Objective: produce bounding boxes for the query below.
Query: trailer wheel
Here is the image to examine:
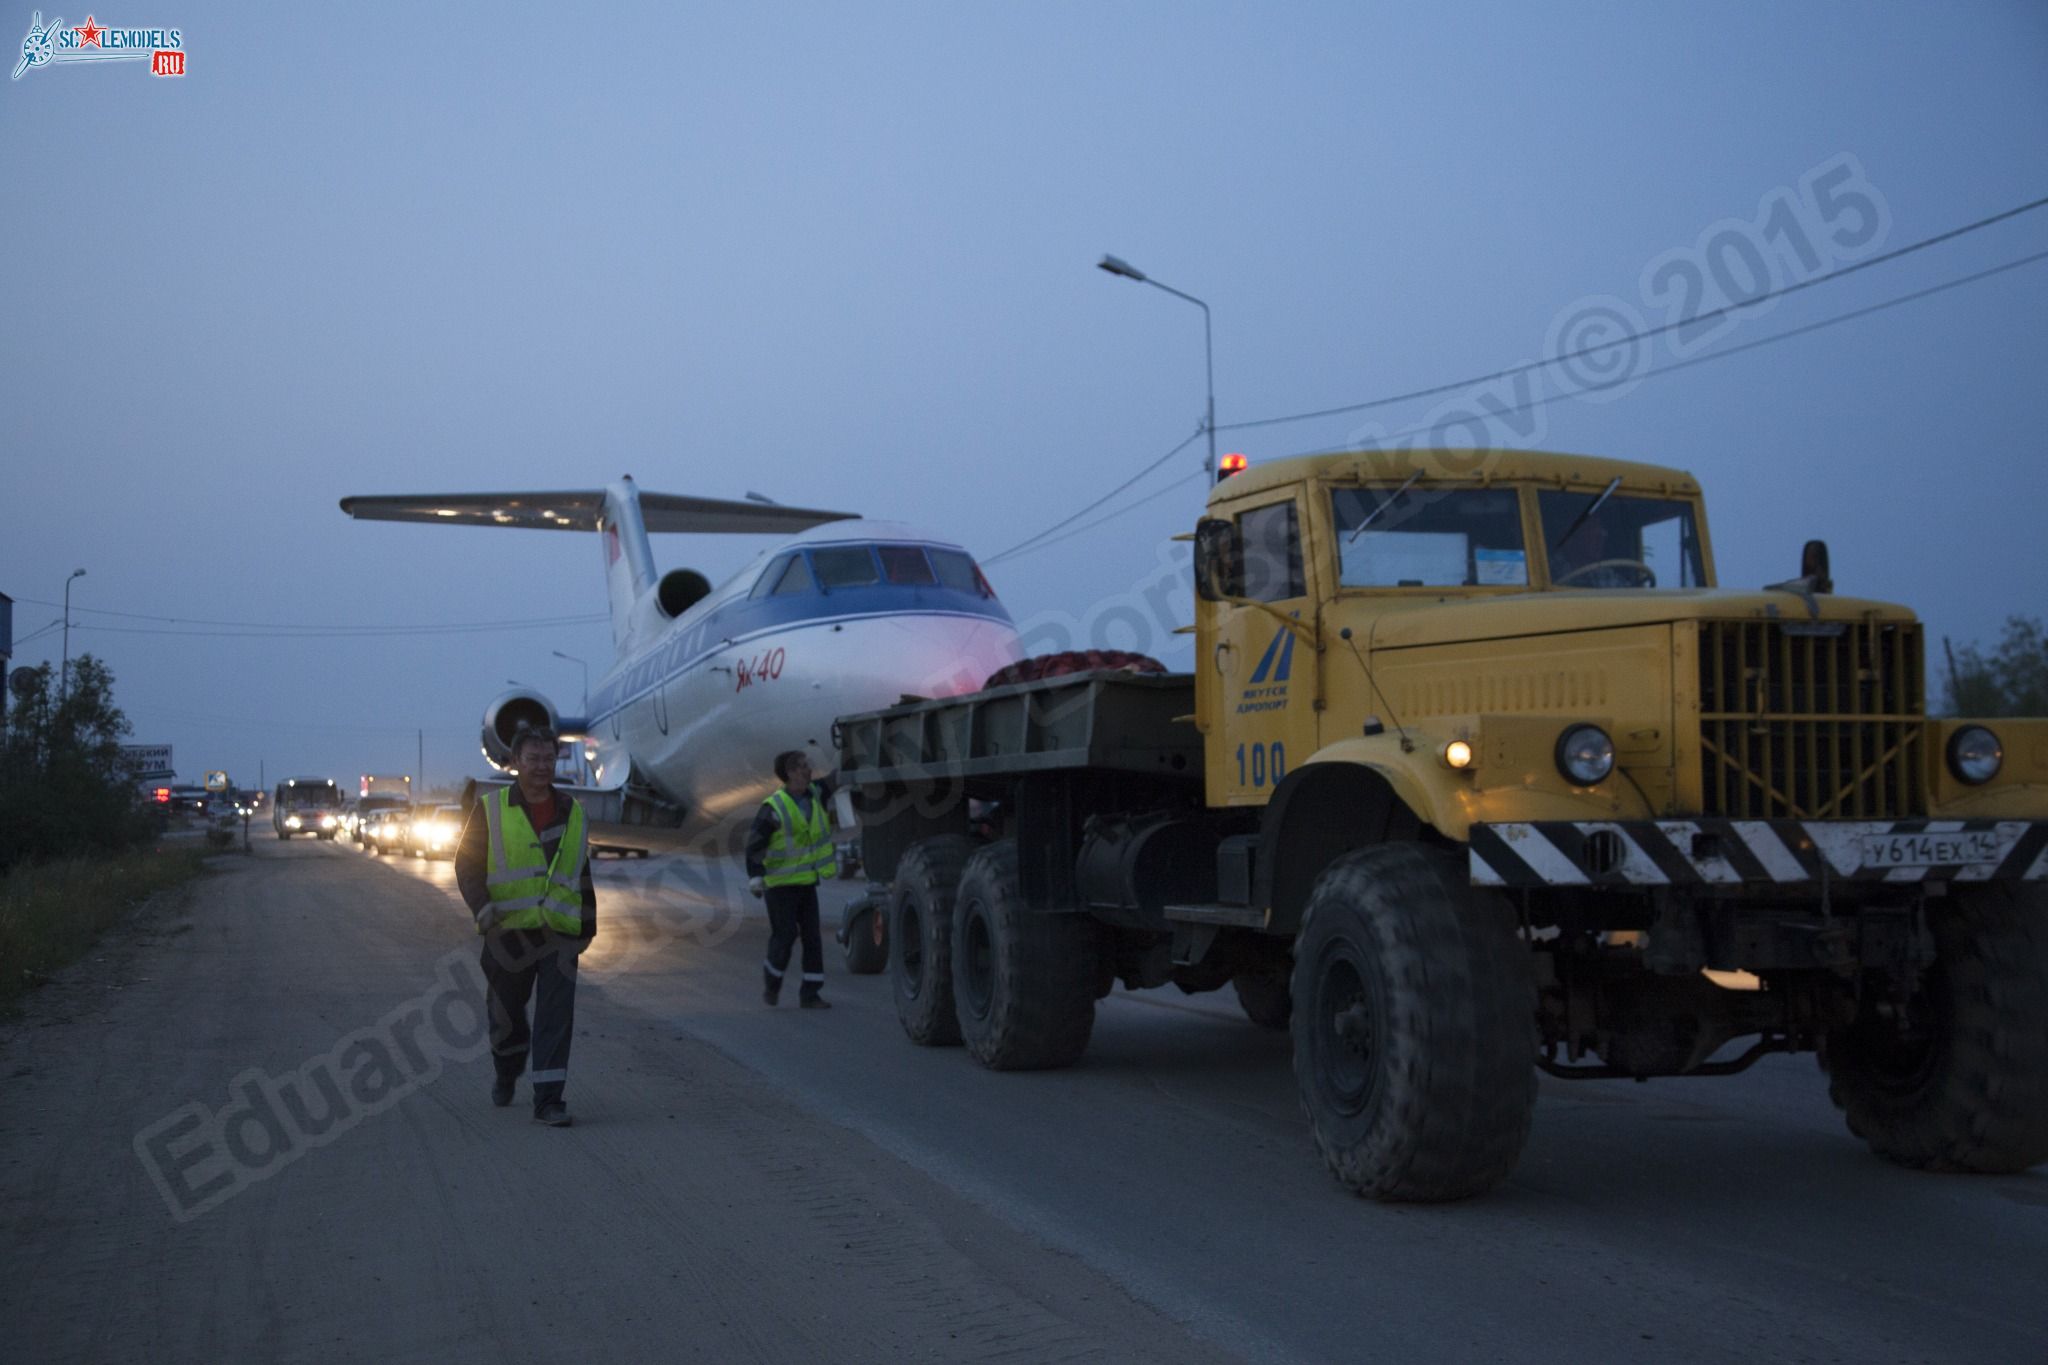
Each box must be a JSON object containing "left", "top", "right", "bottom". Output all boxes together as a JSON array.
[
  {"left": 952, "top": 840, "right": 1099, "bottom": 1070},
  {"left": 1232, "top": 968, "right": 1292, "bottom": 1030},
  {"left": 1823, "top": 881, "right": 2048, "bottom": 1173},
  {"left": 890, "top": 836, "right": 973, "bottom": 1046},
  {"left": 1291, "top": 844, "right": 1536, "bottom": 1202},
  {"left": 842, "top": 897, "right": 887, "bottom": 976}
]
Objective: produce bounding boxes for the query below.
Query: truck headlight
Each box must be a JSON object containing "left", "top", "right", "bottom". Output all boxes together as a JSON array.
[
  {"left": 1556, "top": 725, "right": 1615, "bottom": 785},
  {"left": 286, "top": 815, "right": 303, "bottom": 829},
  {"left": 1947, "top": 726, "right": 2003, "bottom": 786},
  {"left": 320, "top": 814, "right": 337, "bottom": 828}
]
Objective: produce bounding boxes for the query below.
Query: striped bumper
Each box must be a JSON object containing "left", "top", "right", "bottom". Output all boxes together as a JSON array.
[{"left": 1468, "top": 819, "right": 2048, "bottom": 889}]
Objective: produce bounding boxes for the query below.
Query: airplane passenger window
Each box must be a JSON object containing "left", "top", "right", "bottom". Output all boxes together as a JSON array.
[
  {"left": 811, "top": 545, "right": 880, "bottom": 589},
  {"left": 771, "top": 555, "right": 814, "bottom": 596},
  {"left": 879, "top": 545, "right": 937, "bottom": 585},
  {"left": 929, "top": 548, "right": 995, "bottom": 597}
]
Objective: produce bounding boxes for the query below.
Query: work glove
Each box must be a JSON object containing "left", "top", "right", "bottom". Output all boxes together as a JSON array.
[{"left": 748, "top": 877, "right": 765, "bottom": 899}]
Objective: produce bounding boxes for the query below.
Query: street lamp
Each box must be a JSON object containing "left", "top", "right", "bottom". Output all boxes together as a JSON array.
[
  {"left": 551, "top": 649, "right": 590, "bottom": 714},
  {"left": 1097, "top": 254, "right": 1217, "bottom": 478},
  {"left": 60, "top": 568, "right": 85, "bottom": 705}
]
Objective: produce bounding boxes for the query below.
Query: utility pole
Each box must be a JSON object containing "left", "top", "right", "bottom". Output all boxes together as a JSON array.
[
  {"left": 59, "top": 568, "right": 85, "bottom": 705},
  {"left": 417, "top": 728, "right": 425, "bottom": 798}
]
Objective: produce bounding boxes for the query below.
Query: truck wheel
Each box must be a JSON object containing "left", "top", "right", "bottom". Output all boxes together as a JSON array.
[
  {"left": 277, "top": 831, "right": 289, "bottom": 841},
  {"left": 843, "top": 898, "right": 887, "bottom": 975},
  {"left": 952, "top": 840, "right": 1099, "bottom": 1070},
  {"left": 1823, "top": 882, "right": 2048, "bottom": 1173},
  {"left": 1232, "top": 968, "right": 1292, "bottom": 1030},
  {"left": 891, "top": 835, "right": 973, "bottom": 1046},
  {"left": 1291, "top": 844, "right": 1536, "bottom": 1202}
]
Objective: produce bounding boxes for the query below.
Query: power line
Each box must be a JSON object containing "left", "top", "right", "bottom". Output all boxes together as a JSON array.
[
  {"left": 9, "top": 618, "right": 64, "bottom": 649},
  {"left": 1217, "top": 191, "right": 2048, "bottom": 434},
  {"left": 983, "top": 428, "right": 1204, "bottom": 564},
  {"left": 1271, "top": 245, "right": 2048, "bottom": 459},
  {"left": 989, "top": 245, "right": 2048, "bottom": 566},
  {"left": 985, "top": 470, "right": 1206, "bottom": 567}
]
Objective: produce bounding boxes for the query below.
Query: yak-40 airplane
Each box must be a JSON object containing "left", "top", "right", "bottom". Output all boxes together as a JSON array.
[{"left": 340, "top": 476, "right": 1022, "bottom": 852}]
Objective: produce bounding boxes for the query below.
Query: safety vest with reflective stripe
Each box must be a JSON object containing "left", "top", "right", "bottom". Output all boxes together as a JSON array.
[
  {"left": 762, "top": 785, "right": 836, "bottom": 887},
  {"left": 481, "top": 787, "right": 588, "bottom": 934}
]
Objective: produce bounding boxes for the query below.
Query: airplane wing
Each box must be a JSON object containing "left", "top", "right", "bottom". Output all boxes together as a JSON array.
[{"left": 338, "top": 490, "right": 855, "bottom": 535}]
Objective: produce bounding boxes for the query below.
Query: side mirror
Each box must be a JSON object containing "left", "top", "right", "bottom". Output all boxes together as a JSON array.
[
  {"left": 1194, "top": 519, "right": 1241, "bottom": 601},
  {"left": 1800, "top": 539, "right": 1832, "bottom": 594}
]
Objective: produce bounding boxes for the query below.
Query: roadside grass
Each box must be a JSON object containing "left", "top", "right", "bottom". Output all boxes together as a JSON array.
[{"left": 0, "top": 845, "right": 211, "bottom": 1011}]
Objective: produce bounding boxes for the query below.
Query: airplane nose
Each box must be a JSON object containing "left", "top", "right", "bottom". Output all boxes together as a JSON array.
[{"left": 880, "top": 617, "right": 1022, "bottom": 698}]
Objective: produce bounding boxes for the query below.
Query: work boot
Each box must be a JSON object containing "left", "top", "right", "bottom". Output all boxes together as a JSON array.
[
  {"left": 534, "top": 1100, "right": 572, "bottom": 1127},
  {"left": 491, "top": 1078, "right": 515, "bottom": 1108},
  {"left": 800, "top": 996, "right": 831, "bottom": 1010},
  {"left": 763, "top": 966, "right": 782, "bottom": 1007}
]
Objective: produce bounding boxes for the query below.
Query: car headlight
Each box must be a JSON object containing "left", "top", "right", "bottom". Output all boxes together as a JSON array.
[
  {"left": 1947, "top": 726, "right": 2003, "bottom": 786},
  {"left": 320, "top": 814, "right": 337, "bottom": 827},
  {"left": 1556, "top": 724, "right": 1616, "bottom": 785},
  {"left": 286, "top": 815, "right": 302, "bottom": 829}
]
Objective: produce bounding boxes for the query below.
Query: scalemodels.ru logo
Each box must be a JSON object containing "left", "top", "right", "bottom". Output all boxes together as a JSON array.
[{"left": 13, "top": 11, "right": 184, "bottom": 80}]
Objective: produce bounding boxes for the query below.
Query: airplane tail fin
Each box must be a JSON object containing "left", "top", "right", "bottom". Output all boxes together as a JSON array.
[
  {"left": 601, "top": 481, "right": 657, "bottom": 652},
  {"left": 339, "top": 480, "right": 857, "bottom": 652}
]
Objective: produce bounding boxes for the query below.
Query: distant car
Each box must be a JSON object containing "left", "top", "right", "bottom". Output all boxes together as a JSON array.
[
  {"left": 167, "top": 785, "right": 209, "bottom": 815},
  {"left": 363, "top": 808, "right": 410, "bottom": 854},
  {"left": 403, "top": 804, "right": 463, "bottom": 859}
]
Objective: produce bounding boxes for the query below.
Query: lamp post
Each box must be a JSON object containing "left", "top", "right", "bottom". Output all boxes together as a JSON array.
[
  {"left": 551, "top": 649, "right": 590, "bottom": 715},
  {"left": 59, "top": 568, "right": 85, "bottom": 705},
  {"left": 1097, "top": 255, "right": 1217, "bottom": 477}
]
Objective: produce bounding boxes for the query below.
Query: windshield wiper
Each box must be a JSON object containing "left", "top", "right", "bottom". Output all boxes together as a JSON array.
[
  {"left": 1346, "top": 470, "right": 1424, "bottom": 544},
  {"left": 1551, "top": 476, "right": 1621, "bottom": 551}
]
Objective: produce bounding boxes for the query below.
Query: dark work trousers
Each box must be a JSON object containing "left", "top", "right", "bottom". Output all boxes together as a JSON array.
[
  {"left": 482, "top": 929, "right": 580, "bottom": 1109},
  {"left": 763, "top": 883, "right": 825, "bottom": 1001}
]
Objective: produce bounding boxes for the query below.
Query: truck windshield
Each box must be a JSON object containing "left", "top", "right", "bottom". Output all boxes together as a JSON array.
[
  {"left": 1538, "top": 490, "right": 1705, "bottom": 588},
  {"left": 1332, "top": 486, "right": 1527, "bottom": 588}
]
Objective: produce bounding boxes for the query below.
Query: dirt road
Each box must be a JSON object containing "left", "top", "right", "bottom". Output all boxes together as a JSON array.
[
  {"left": 4, "top": 836, "right": 2046, "bottom": 1363},
  {"left": 0, "top": 840, "right": 1233, "bottom": 1364}
]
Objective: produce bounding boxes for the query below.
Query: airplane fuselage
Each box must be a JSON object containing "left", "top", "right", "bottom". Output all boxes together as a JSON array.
[{"left": 581, "top": 523, "right": 1019, "bottom": 848}]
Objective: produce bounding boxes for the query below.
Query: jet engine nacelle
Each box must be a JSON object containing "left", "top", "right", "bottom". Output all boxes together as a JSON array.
[{"left": 480, "top": 688, "right": 562, "bottom": 771}]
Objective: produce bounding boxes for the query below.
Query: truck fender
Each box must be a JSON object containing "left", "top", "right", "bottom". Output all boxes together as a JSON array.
[{"left": 1257, "top": 742, "right": 1452, "bottom": 937}]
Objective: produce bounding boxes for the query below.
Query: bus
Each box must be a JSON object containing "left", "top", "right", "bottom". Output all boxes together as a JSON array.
[{"left": 272, "top": 777, "right": 342, "bottom": 840}]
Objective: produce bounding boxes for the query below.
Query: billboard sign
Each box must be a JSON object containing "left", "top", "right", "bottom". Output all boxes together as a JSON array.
[{"left": 121, "top": 744, "right": 174, "bottom": 779}]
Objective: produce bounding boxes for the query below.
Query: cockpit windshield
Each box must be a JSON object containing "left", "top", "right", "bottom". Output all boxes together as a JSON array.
[
  {"left": 750, "top": 545, "right": 998, "bottom": 599},
  {"left": 1332, "top": 485, "right": 1528, "bottom": 588},
  {"left": 1538, "top": 490, "right": 1705, "bottom": 589}
]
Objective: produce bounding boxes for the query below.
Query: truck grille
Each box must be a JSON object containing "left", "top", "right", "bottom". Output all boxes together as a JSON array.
[{"left": 1697, "top": 619, "right": 1924, "bottom": 819}]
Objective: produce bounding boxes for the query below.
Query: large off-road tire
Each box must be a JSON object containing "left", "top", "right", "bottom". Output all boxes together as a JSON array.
[
  {"left": 842, "top": 895, "right": 887, "bottom": 975},
  {"left": 1291, "top": 843, "right": 1537, "bottom": 1202},
  {"left": 1823, "top": 882, "right": 2048, "bottom": 1173},
  {"left": 1232, "top": 968, "right": 1292, "bottom": 1030},
  {"left": 890, "top": 835, "right": 973, "bottom": 1046},
  {"left": 952, "top": 840, "right": 1099, "bottom": 1070}
]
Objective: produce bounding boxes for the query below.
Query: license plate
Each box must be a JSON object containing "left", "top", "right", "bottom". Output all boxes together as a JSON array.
[{"left": 1861, "top": 830, "right": 2003, "bottom": 870}]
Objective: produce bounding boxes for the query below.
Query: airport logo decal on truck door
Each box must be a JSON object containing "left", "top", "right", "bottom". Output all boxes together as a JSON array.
[{"left": 1237, "top": 624, "right": 1292, "bottom": 715}]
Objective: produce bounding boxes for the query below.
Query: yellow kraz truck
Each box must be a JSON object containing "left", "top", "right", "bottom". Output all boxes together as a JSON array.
[{"left": 836, "top": 448, "right": 2048, "bottom": 1201}]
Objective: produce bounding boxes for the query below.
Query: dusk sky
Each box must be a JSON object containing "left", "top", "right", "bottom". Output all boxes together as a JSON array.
[{"left": 5, "top": 2, "right": 2045, "bottom": 792}]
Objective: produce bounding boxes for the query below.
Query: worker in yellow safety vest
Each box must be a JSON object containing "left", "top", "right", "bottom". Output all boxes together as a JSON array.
[
  {"left": 455, "top": 723, "right": 596, "bottom": 1125},
  {"left": 745, "top": 748, "right": 837, "bottom": 1008}
]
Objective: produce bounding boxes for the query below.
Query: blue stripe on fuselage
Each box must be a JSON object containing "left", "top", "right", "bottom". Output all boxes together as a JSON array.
[{"left": 587, "top": 583, "right": 1011, "bottom": 722}]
